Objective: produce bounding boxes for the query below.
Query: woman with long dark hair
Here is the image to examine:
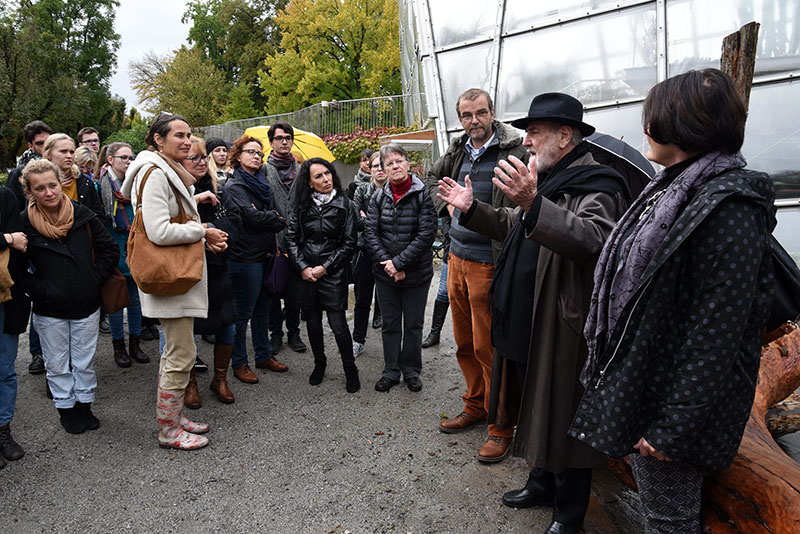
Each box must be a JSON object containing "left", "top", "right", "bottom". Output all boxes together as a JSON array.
[
  {"left": 573, "top": 69, "right": 776, "bottom": 532},
  {"left": 122, "top": 113, "right": 227, "bottom": 450},
  {"left": 223, "top": 135, "right": 288, "bottom": 384},
  {"left": 286, "top": 158, "right": 359, "bottom": 392}
]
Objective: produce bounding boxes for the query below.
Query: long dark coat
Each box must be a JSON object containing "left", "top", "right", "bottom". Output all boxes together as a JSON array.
[
  {"left": 286, "top": 193, "right": 357, "bottom": 311},
  {"left": 462, "top": 151, "right": 627, "bottom": 472},
  {"left": 570, "top": 169, "right": 775, "bottom": 470}
]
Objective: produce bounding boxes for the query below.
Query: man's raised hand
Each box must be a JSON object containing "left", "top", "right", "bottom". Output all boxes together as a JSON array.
[{"left": 437, "top": 175, "right": 474, "bottom": 213}]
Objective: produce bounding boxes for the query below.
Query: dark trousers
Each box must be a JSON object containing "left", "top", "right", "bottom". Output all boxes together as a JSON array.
[
  {"left": 375, "top": 282, "right": 428, "bottom": 381},
  {"left": 525, "top": 467, "right": 592, "bottom": 526},
  {"left": 352, "top": 248, "right": 377, "bottom": 344},
  {"left": 268, "top": 278, "right": 301, "bottom": 339},
  {"left": 305, "top": 308, "right": 354, "bottom": 370},
  {"left": 629, "top": 455, "right": 703, "bottom": 533}
]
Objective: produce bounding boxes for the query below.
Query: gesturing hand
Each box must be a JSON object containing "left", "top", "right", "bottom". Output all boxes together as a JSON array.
[
  {"left": 437, "top": 175, "right": 474, "bottom": 213},
  {"left": 493, "top": 155, "right": 538, "bottom": 211},
  {"left": 194, "top": 191, "right": 218, "bottom": 205}
]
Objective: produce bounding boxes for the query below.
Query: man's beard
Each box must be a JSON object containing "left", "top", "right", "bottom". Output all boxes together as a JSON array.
[{"left": 534, "top": 136, "right": 561, "bottom": 175}]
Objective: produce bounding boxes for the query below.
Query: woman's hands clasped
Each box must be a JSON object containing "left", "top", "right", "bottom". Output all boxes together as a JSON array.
[{"left": 203, "top": 227, "right": 228, "bottom": 253}]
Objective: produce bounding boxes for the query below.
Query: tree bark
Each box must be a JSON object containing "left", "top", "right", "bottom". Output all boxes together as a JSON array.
[{"left": 720, "top": 21, "right": 760, "bottom": 109}]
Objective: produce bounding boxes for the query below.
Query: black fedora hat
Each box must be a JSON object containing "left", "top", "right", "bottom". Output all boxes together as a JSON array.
[{"left": 510, "top": 93, "right": 595, "bottom": 136}]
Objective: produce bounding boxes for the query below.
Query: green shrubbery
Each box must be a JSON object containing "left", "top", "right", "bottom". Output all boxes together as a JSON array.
[
  {"left": 322, "top": 125, "right": 419, "bottom": 164},
  {"left": 103, "top": 124, "right": 149, "bottom": 154}
]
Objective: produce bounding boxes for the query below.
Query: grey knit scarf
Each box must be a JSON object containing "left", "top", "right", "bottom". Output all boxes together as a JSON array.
[{"left": 581, "top": 150, "right": 747, "bottom": 386}]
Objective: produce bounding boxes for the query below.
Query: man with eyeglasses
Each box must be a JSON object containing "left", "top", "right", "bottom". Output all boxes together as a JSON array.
[
  {"left": 76, "top": 127, "right": 100, "bottom": 153},
  {"left": 4, "top": 120, "right": 51, "bottom": 376},
  {"left": 262, "top": 121, "right": 307, "bottom": 355},
  {"left": 426, "top": 88, "right": 528, "bottom": 463}
]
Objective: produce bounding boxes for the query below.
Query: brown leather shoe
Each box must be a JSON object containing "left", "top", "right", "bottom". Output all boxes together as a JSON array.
[
  {"left": 439, "top": 411, "right": 487, "bottom": 434},
  {"left": 184, "top": 370, "right": 201, "bottom": 409},
  {"left": 477, "top": 436, "right": 512, "bottom": 463},
  {"left": 255, "top": 357, "right": 288, "bottom": 373},
  {"left": 233, "top": 365, "right": 259, "bottom": 384}
]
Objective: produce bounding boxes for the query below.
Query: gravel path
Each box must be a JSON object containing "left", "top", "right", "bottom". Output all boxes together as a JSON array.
[{"left": 0, "top": 266, "right": 642, "bottom": 533}]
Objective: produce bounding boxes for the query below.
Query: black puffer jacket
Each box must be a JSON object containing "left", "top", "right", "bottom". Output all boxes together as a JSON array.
[
  {"left": 21, "top": 201, "right": 119, "bottom": 320},
  {"left": 286, "top": 193, "right": 357, "bottom": 311},
  {"left": 570, "top": 169, "right": 775, "bottom": 470},
  {"left": 194, "top": 174, "right": 241, "bottom": 334},
  {"left": 223, "top": 168, "right": 286, "bottom": 263},
  {"left": 364, "top": 174, "right": 437, "bottom": 288}
]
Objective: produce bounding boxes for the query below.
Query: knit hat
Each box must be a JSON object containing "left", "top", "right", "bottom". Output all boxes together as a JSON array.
[{"left": 205, "top": 137, "right": 229, "bottom": 153}]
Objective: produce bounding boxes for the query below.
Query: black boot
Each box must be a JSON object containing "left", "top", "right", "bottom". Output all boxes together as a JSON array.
[
  {"left": 128, "top": 334, "right": 150, "bottom": 364},
  {"left": 0, "top": 424, "right": 25, "bottom": 460},
  {"left": 422, "top": 300, "right": 449, "bottom": 348},
  {"left": 112, "top": 338, "right": 131, "bottom": 368},
  {"left": 74, "top": 402, "right": 100, "bottom": 431},
  {"left": 309, "top": 359, "right": 326, "bottom": 385},
  {"left": 57, "top": 407, "right": 86, "bottom": 434},
  {"left": 344, "top": 365, "right": 360, "bottom": 393}
]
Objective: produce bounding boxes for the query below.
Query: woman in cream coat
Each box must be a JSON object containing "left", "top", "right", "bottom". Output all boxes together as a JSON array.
[{"left": 122, "top": 113, "right": 227, "bottom": 450}]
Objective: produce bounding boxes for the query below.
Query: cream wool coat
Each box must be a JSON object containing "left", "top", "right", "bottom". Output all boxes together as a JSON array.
[{"left": 121, "top": 150, "right": 208, "bottom": 319}]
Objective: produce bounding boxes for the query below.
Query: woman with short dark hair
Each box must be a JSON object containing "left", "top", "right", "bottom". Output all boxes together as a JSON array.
[
  {"left": 573, "top": 69, "right": 776, "bottom": 533},
  {"left": 364, "top": 144, "right": 437, "bottom": 393},
  {"left": 287, "top": 158, "right": 359, "bottom": 392}
]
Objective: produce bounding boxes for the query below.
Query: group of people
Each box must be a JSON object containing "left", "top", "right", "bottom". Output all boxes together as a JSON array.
[{"left": 0, "top": 67, "right": 778, "bottom": 534}]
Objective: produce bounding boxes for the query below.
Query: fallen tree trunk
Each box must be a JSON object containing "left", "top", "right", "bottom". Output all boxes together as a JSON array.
[{"left": 608, "top": 325, "right": 800, "bottom": 533}]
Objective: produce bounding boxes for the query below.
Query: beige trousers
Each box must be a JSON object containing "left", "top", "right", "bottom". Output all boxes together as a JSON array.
[{"left": 158, "top": 317, "right": 196, "bottom": 390}]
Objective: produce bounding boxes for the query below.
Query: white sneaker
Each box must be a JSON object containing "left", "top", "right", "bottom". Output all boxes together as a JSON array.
[{"left": 352, "top": 341, "right": 366, "bottom": 357}]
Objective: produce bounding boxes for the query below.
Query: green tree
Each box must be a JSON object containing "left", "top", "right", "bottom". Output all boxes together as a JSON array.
[
  {"left": 259, "top": 0, "right": 401, "bottom": 114},
  {"left": 0, "top": 0, "right": 122, "bottom": 167},
  {"left": 130, "top": 47, "right": 228, "bottom": 127}
]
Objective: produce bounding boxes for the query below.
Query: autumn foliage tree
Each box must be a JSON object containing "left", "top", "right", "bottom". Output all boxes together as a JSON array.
[{"left": 259, "top": 0, "right": 401, "bottom": 114}]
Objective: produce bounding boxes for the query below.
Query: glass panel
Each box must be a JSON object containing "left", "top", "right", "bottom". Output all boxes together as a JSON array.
[
  {"left": 504, "top": 0, "right": 650, "bottom": 34},
  {"left": 436, "top": 42, "right": 494, "bottom": 129},
  {"left": 495, "top": 5, "right": 657, "bottom": 123},
  {"left": 743, "top": 80, "right": 800, "bottom": 188},
  {"left": 428, "top": 0, "right": 497, "bottom": 48},
  {"left": 583, "top": 103, "right": 650, "bottom": 160},
  {"left": 667, "top": 0, "right": 800, "bottom": 78}
]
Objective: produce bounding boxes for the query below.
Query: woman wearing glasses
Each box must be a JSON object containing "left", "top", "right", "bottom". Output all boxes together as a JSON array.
[
  {"left": 364, "top": 144, "right": 437, "bottom": 393},
  {"left": 97, "top": 142, "right": 149, "bottom": 368},
  {"left": 223, "top": 136, "right": 288, "bottom": 384}
]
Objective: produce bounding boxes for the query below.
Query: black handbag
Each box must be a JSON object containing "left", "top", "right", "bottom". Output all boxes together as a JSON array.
[
  {"left": 263, "top": 236, "right": 291, "bottom": 297},
  {"left": 764, "top": 235, "right": 800, "bottom": 336}
]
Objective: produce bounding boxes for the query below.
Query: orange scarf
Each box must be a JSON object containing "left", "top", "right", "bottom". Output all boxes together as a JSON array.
[{"left": 28, "top": 193, "right": 75, "bottom": 239}]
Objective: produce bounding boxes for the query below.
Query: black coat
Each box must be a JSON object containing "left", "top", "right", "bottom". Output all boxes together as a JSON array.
[
  {"left": 364, "top": 175, "right": 437, "bottom": 288},
  {"left": 223, "top": 169, "right": 285, "bottom": 263},
  {"left": 194, "top": 174, "right": 241, "bottom": 334},
  {"left": 286, "top": 193, "right": 357, "bottom": 311},
  {"left": 0, "top": 187, "right": 30, "bottom": 334},
  {"left": 20, "top": 201, "right": 119, "bottom": 320},
  {"left": 570, "top": 169, "right": 776, "bottom": 471}
]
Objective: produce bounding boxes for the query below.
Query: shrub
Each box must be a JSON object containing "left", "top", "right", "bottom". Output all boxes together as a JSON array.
[
  {"left": 103, "top": 124, "right": 149, "bottom": 154},
  {"left": 322, "top": 125, "right": 420, "bottom": 164}
]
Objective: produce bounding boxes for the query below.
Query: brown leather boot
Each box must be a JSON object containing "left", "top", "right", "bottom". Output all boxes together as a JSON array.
[
  {"left": 128, "top": 334, "right": 150, "bottom": 364},
  {"left": 184, "top": 369, "right": 201, "bottom": 409},
  {"left": 209, "top": 344, "right": 235, "bottom": 404}
]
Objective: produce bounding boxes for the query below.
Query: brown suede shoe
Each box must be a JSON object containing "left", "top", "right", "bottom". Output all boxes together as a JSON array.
[
  {"left": 477, "top": 436, "right": 512, "bottom": 463},
  {"left": 233, "top": 365, "right": 259, "bottom": 384},
  {"left": 439, "top": 411, "right": 487, "bottom": 434},
  {"left": 255, "top": 357, "right": 288, "bottom": 373}
]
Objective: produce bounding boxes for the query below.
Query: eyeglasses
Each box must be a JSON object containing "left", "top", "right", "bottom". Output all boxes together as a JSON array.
[
  {"left": 242, "top": 148, "right": 264, "bottom": 158},
  {"left": 383, "top": 158, "right": 407, "bottom": 169},
  {"left": 273, "top": 135, "right": 293, "bottom": 143},
  {"left": 459, "top": 109, "right": 491, "bottom": 122},
  {"left": 111, "top": 155, "right": 135, "bottom": 162},
  {"left": 81, "top": 138, "right": 100, "bottom": 145},
  {"left": 186, "top": 154, "right": 209, "bottom": 164}
]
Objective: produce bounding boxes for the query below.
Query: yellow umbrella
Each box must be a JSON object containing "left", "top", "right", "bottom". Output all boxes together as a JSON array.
[{"left": 243, "top": 126, "right": 336, "bottom": 163}]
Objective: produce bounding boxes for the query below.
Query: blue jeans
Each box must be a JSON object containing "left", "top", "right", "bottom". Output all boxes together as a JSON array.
[
  {"left": 228, "top": 260, "right": 272, "bottom": 369},
  {"left": 435, "top": 261, "right": 449, "bottom": 303},
  {"left": 109, "top": 276, "right": 142, "bottom": 340},
  {"left": 214, "top": 322, "right": 236, "bottom": 345},
  {"left": 0, "top": 305, "right": 21, "bottom": 426}
]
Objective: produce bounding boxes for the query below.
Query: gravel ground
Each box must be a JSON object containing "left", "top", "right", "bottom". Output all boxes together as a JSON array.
[{"left": 0, "top": 266, "right": 643, "bottom": 534}]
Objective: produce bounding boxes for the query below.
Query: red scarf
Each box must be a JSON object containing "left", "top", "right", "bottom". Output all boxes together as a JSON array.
[{"left": 390, "top": 175, "right": 412, "bottom": 204}]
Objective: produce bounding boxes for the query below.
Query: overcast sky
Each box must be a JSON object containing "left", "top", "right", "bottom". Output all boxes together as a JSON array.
[{"left": 109, "top": 0, "right": 191, "bottom": 111}]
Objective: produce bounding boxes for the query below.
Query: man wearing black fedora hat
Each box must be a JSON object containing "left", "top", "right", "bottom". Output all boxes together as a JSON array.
[{"left": 438, "top": 92, "right": 630, "bottom": 534}]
